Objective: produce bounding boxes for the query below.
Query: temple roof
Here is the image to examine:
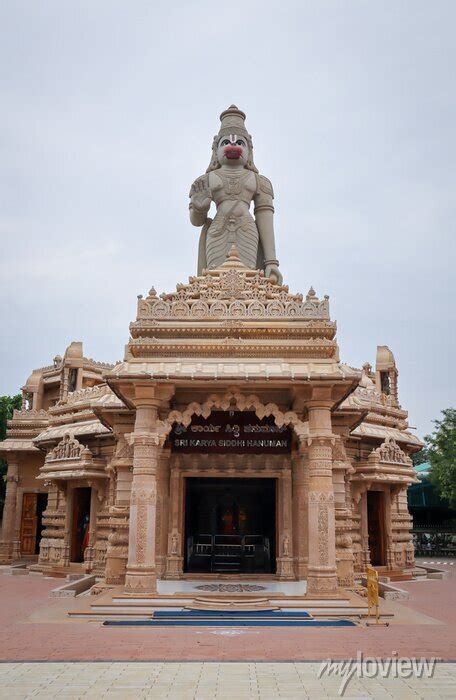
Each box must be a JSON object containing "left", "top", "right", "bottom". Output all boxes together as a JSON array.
[{"left": 34, "top": 419, "right": 111, "bottom": 445}]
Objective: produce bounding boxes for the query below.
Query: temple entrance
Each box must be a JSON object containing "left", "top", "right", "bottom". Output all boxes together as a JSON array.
[
  {"left": 367, "top": 490, "right": 386, "bottom": 566},
  {"left": 20, "top": 492, "right": 48, "bottom": 555},
  {"left": 70, "top": 487, "right": 91, "bottom": 563},
  {"left": 184, "top": 478, "right": 276, "bottom": 574}
]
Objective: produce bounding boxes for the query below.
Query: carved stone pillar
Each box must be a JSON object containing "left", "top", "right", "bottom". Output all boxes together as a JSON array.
[
  {"left": 0, "top": 459, "right": 20, "bottom": 564},
  {"left": 360, "top": 490, "right": 371, "bottom": 569},
  {"left": 165, "top": 464, "right": 184, "bottom": 578},
  {"left": 83, "top": 487, "right": 99, "bottom": 572},
  {"left": 306, "top": 394, "right": 338, "bottom": 596},
  {"left": 292, "top": 445, "right": 308, "bottom": 580},
  {"left": 156, "top": 448, "right": 171, "bottom": 578},
  {"left": 105, "top": 431, "right": 133, "bottom": 586},
  {"left": 124, "top": 399, "right": 161, "bottom": 595},
  {"left": 277, "top": 468, "right": 294, "bottom": 579}
]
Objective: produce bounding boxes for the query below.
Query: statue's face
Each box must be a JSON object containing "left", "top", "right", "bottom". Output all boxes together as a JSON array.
[{"left": 217, "top": 134, "right": 249, "bottom": 166}]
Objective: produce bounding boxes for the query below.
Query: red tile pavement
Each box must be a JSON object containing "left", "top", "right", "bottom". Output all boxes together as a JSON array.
[{"left": 1, "top": 564, "right": 455, "bottom": 661}]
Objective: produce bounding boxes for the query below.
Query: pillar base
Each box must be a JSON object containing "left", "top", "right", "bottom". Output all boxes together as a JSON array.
[
  {"left": 124, "top": 568, "right": 157, "bottom": 595},
  {"left": 165, "top": 555, "right": 184, "bottom": 579},
  {"left": 0, "top": 540, "right": 20, "bottom": 565},
  {"left": 306, "top": 569, "right": 339, "bottom": 597},
  {"left": 276, "top": 557, "right": 295, "bottom": 579}
]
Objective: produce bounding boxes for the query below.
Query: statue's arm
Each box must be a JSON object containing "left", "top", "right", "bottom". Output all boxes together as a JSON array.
[
  {"left": 254, "top": 175, "right": 282, "bottom": 283},
  {"left": 189, "top": 174, "right": 212, "bottom": 227}
]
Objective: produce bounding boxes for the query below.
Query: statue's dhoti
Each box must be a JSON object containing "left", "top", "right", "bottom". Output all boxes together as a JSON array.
[{"left": 206, "top": 212, "right": 259, "bottom": 270}]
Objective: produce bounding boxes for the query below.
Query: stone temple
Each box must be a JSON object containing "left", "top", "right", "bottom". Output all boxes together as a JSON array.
[{"left": 0, "top": 106, "right": 422, "bottom": 612}]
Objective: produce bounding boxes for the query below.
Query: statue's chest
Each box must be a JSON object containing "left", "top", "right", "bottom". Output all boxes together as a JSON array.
[{"left": 211, "top": 171, "right": 256, "bottom": 202}]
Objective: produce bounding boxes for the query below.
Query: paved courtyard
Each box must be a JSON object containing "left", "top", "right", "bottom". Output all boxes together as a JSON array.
[
  {"left": 0, "top": 560, "right": 455, "bottom": 697},
  {"left": 1, "top": 661, "right": 455, "bottom": 699}
]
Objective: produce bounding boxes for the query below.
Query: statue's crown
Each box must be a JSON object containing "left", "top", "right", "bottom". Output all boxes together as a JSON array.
[{"left": 218, "top": 104, "right": 249, "bottom": 139}]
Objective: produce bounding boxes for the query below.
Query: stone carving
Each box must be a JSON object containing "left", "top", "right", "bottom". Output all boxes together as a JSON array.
[
  {"left": 195, "top": 583, "right": 266, "bottom": 592},
  {"left": 189, "top": 105, "right": 282, "bottom": 283},
  {"left": 317, "top": 505, "right": 329, "bottom": 565},
  {"left": 166, "top": 388, "right": 308, "bottom": 441},
  {"left": 135, "top": 255, "right": 330, "bottom": 323},
  {"left": 13, "top": 407, "right": 48, "bottom": 419},
  {"left": 135, "top": 503, "right": 148, "bottom": 565},
  {"left": 47, "top": 434, "right": 91, "bottom": 461},
  {"left": 282, "top": 534, "right": 290, "bottom": 557},
  {"left": 57, "top": 383, "right": 113, "bottom": 407},
  {"left": 170, "top": 531, "right": 179, "bottom": 555},
  {"left": 370, "top": 436, "right": 411, "bottom": 465}
]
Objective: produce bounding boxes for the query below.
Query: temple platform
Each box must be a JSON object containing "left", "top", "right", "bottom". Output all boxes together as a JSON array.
[{"left": 67, "top": 581, "right": 377, "bottom": 621}]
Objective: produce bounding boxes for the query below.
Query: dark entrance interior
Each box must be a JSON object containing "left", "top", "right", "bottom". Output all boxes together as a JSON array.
[
  {"left": 71, "top": 487, "right": 91, "bottom": 563},
  {"left": 185, "top": 478, "right": 276, "bottom": 574},
  {"left": 367, "top": 490, "right": 386, "bottom": 566},
  {"left": 20, "top": 492, "right": 48, "bottom": 555}
]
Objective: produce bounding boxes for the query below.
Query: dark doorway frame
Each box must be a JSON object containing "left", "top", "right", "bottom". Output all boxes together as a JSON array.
[
  {"left": 184, "top": 477, "right": 277, "bottom": 574},
  {"left": 367, "top": 490, "right": 387, "bottom": 567},
  {"left": 70, "top": 487, "right": 91, "bottom": 563}
]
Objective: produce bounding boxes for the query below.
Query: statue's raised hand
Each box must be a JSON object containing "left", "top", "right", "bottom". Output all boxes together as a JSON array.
[{"left": 190, "top": 176, "right": 212, "bottom": 214}]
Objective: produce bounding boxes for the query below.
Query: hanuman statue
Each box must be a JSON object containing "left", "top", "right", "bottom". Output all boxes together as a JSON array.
[{"left": 189, "top": 105, "right": 282, "bottom": 284}]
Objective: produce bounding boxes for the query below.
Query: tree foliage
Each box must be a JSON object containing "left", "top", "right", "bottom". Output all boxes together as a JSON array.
[
  {"left": 412, "top": 447, "right": 429, "bottom": 466},
  {"left": 0, "top": 394, "right": 22, "bottom": 515},
  {"left": 426, "top": 408, "right": 456, "bottom": 508}
]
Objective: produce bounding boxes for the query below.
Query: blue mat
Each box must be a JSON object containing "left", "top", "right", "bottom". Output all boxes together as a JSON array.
[{"left": 104, "top": 617, "right": 355, "bottom": 628}]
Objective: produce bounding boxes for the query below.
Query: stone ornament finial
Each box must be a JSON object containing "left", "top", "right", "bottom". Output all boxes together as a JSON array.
[{"left": 189, "top": 105, "right": 282, "bottom": 285}]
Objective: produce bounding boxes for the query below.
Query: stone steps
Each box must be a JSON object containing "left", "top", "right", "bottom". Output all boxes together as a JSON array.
[{"left": 68, "top": 591, "right": 373, "bottom": 620}]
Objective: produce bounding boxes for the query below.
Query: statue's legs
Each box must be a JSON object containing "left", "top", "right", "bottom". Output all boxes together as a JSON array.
[{"left": 206, "top": 214, "right": 259, "bottom": 269}]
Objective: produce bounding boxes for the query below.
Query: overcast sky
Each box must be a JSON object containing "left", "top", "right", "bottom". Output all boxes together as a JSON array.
[{"left": 1, "top": 1, "right": 455, "bottom": 439}]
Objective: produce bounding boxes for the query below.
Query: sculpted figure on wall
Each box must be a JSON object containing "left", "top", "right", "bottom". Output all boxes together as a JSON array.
[{"left": 189, "top": 105, "right": 282, "bottom": 284}]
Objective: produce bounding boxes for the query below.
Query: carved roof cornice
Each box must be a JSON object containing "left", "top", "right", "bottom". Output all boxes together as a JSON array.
[
  {"left": 130, "top": 320, "right": 337, "bottom": 340},
  {"left": 128, "top": 336, "right": 338, "bottom": 359},
  {"left": 34, "top": 419, "right": 112, "bottom": 447}
]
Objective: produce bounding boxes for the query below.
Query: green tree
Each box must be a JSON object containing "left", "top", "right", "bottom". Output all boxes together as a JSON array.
[
  {"left": 0, "top": 394, "right": 22, "bottom": 516},
  {"left": 426, "top": 408, "right": 456, "bottom": 508},
  {"left": 412, "top": 447, "right": 429, "bottom": 466}
]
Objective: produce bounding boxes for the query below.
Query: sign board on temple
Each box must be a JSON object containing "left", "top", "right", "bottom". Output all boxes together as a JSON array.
[{"left": 170, "top": 411, "right": 292, "bottom": 454}]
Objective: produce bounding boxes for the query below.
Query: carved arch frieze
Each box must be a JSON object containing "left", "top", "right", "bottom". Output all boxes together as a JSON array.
[{"left": 161, "top": 388, "right": 308, "bottom": 442}]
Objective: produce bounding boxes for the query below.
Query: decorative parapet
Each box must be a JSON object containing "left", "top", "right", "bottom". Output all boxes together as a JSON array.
[
  {"left": 12, "top": 408, "right": 49, "bottom": 419},
  {"left": 55, "top": 383, "right": 112, "bottom": 407},
  {"left": 134, "top": 253, "right": 330, "bottom": 322},
  {"left": 38, "top": 433, "right": 108, "bottom": 483}
]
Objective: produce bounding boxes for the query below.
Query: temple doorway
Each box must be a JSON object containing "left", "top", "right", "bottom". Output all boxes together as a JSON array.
[
  {"left": 184, "top": 477, "right": 276, "bottom": 574},
  {"left": 70, "top": 487, "right": 91, "bottom": 563},
  {"left": 367, "top": 490, "right": 386, "bottom": 566},
  {"left": 20, "top": 492, "right": 48, "bottom": 556}
]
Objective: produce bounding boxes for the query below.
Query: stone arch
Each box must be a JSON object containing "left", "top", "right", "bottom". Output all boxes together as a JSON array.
[{"left": 158, "top": 387, "right": 308, "bottom": 441}]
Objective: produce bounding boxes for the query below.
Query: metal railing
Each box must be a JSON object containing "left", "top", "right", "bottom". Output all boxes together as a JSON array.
[{"left": 187, "top": 534, "right": 271, "bottom": 572}]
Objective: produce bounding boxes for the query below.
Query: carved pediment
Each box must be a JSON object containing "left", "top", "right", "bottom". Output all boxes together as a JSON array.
[
  {"left": 47, "top": 433, "right": 92, "bottom": 461},
  {"left": 39, "top": 433, "right": 107, "bottom": 482},
  {"left": 369, "top": 436, "right": 411, "bottom": 466}
]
